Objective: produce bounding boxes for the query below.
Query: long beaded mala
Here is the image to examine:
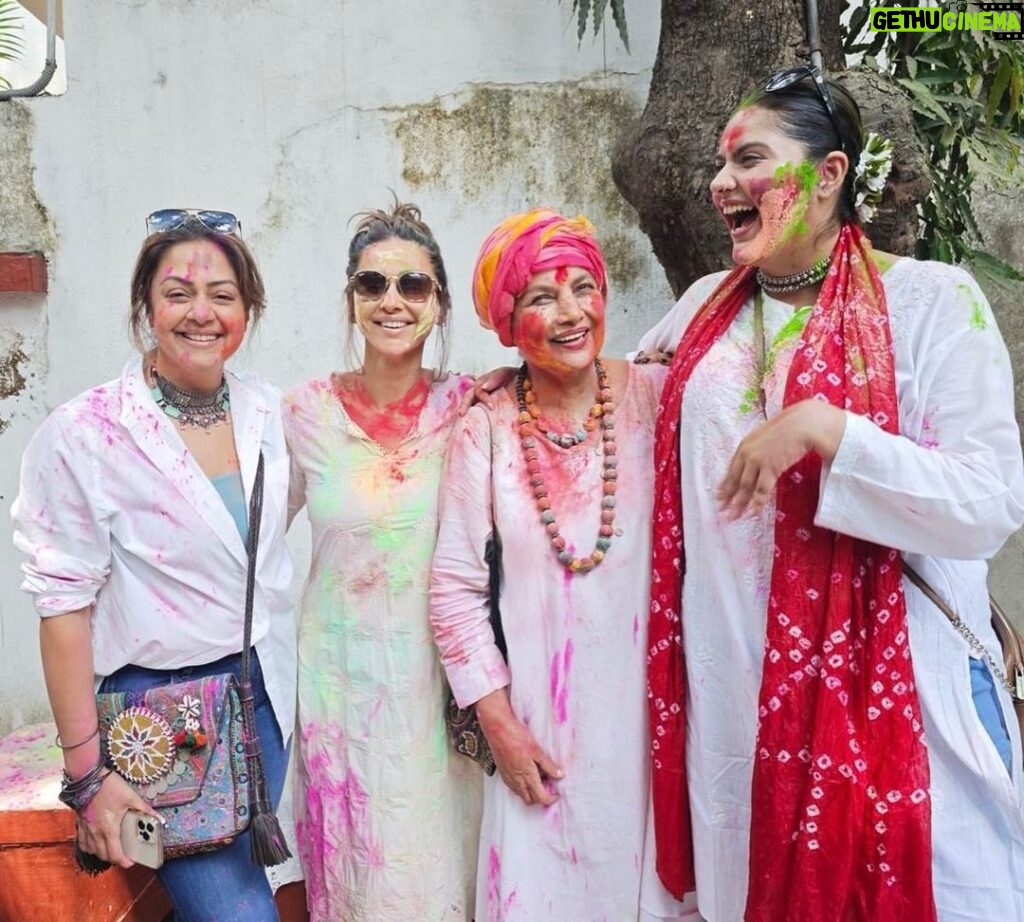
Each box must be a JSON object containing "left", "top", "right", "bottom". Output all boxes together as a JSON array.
[{"left": 515, "top": 358, "right": 617, "bottom": 573}]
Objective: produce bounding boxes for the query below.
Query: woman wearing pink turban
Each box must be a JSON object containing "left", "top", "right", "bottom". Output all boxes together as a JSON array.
[{"left": 430, "top": 209, "right": 695, "bottom": 920}]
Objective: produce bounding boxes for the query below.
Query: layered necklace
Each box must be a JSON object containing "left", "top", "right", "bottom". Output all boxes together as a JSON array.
[
  {"left": 515, "top": 358, "right": 617, "bottom": 574},
  {"left": 756, "top": 253, "right": 831, "bottom": 295},
  {"left": 150, "top": 367, "right": 230, "bottom": 429}
]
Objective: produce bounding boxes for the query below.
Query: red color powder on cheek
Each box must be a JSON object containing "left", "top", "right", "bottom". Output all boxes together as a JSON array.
[
  {"left": 218, "top": 314, "right": 247, "bottom": 359},
  {"left": 514, "top": 310, "right": 550, "bottom": 359}
]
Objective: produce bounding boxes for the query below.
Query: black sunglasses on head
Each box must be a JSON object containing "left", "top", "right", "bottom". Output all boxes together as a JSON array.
[
  {"left": 349, "top": 270, "right": 439, "bottom": 303},
  {"left": 764, "top": 65, "right": 847, "bottom": 154},
  {"left": 146, "top": 209, "right": 241, "bottom": 236}
]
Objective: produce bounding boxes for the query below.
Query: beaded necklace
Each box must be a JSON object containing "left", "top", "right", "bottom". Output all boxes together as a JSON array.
[
  {"left": 756, "top": 253, "right": 831, "bottom": 295},
  {"left": 515, "top": 358, "right": 617, "bottom": 573},
  {"left": 150, "top": 367, "right": 230, "bottom": 429}
]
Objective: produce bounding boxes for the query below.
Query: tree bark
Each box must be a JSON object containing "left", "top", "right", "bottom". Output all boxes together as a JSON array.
[{"left": 613, "top": 0, "right": 928, "bottom": 297}]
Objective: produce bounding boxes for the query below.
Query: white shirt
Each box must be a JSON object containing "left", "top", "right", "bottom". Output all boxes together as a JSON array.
[{"left": 11, "top": 357, "right": 296, "bottom": 740}]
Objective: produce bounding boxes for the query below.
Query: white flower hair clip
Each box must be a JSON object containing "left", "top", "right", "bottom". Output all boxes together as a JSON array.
[{"left": 853, "top": 131, "right": 894, "bottom": 224}]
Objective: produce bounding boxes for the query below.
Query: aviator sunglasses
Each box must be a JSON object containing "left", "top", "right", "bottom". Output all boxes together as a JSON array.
[
  {"left": 349, "top": 270, "right": 439, "bottom": 303},
  {"left": 146, "top": 209, "right": 242, "bottom": 236},
  {"left": 764, "top": 65, "right": 847, "bottom": 154}
]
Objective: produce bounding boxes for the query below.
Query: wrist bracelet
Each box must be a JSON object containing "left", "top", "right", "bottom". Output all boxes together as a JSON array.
[
  {"left": 58, "top": 752, "right": 113, "bottom": 813},
  {"left": 54, "top": 724, "right": 100, "bottom": 751}
]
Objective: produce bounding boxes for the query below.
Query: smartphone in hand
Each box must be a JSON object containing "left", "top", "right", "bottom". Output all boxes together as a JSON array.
[{"left": 120, "top": 809, "right": 164, "bottom": 869}]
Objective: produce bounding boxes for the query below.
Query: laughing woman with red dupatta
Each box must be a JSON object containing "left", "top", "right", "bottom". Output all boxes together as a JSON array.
[{"left": 639, "top": 69, "right": 1024, "bottom": 920}]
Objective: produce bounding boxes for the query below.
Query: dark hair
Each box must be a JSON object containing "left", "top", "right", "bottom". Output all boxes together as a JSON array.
[
  {"left": 747, "top": 75, "right": 865, "bottom": 226},
  {"left": 128, "top": 224, "right": 266, "bottom": 351},
  {"left": 343, "top": 201, "right": 451, "bottom": 375}
]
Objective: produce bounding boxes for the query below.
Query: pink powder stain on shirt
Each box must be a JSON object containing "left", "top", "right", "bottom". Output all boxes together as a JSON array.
[
  {"left": 920, "top": 413, "right": 940, "bottom": 450},
  {"left": 333, "top": 373, "right": 430, "bottom": 450},
  {"left": 549, "top": 638, "right": 574, "bottom": 724},
  {"left": 486, "top": 845, "right": 518, "bottom": 922},
  {"left": 632, "top": 612, "right": 640, "bottom": 646}
]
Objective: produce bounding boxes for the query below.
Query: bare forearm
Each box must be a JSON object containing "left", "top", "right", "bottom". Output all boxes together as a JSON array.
[{"left": 40, "top": 609, "right": 101, "bottom": 778}]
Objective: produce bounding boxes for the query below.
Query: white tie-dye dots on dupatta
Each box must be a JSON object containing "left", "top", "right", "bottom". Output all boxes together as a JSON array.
[{"left": 648, "top": 224, "right": 936, "bottom": 921}]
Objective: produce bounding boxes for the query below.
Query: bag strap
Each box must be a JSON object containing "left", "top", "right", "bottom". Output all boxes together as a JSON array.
[
  {"left": 235, "top": 452, "right": 291, "bottom": 866},
  {"left": 903, "top": 561, "right": 1024, "bottom": 700},
  {"left": 240, "top": 451, "right": 265, "bottom": 683},
  {"left": 483, "top": 406, "right": 507, "bottom": 661}
]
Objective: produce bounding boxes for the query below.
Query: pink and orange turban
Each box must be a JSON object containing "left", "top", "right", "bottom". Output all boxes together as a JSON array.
[{"left": 472, "top": 208, "right": 608, "bottom": 347}]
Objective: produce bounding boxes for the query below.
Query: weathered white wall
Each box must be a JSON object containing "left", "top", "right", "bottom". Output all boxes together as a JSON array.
[{"left": 0, "top": 0, "right": 670, "bottom": 732}]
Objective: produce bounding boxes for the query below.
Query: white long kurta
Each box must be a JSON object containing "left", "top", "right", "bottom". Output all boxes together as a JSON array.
[
  {"left": 637, "top": 258, "right": 1024, "bottom": 921},
  {"left": 430, "top": 363, "right": 692, "bottom": 922},
  {"left": 284, "top": 374, "right": 481, "bottom": 922}
]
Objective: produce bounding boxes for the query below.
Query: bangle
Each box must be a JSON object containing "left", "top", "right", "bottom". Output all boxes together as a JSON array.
[
  {"left": 58, "top": 752, "right": 113, "bottom": 813},
  {"left": 55, "top": 724, "right": 100, "bottom": 751}
]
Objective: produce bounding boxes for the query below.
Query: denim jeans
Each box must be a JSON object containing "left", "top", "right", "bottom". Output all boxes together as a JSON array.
[{"left": 100, "top": 651, "right": 287, "bottom": 922}]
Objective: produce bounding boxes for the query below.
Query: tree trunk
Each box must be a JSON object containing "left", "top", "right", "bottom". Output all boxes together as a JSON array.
[{"left": 613, "top": 0, "right": 927, "bottom": 297}]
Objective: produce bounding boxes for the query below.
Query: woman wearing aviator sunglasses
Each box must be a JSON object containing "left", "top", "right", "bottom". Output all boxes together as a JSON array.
[
  {"left": 283, "top": 202, "right": 480, "bottom": 921},
  {"left": 12, "top": 211, "right": 295, "bottom": 921},
  {"left": 636, "top": 68, "right": 1024, "bottom": 920}
]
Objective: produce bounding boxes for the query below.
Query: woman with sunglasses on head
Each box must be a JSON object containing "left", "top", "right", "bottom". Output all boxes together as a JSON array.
[
  {"left": 12, "top": 210, "right": 295, "bottom": 921},
  {"left": 637, "top": 68, "right": 1024, "bottom": 920},
  {"left": 429, "top": 208, "right": 695, "bottom": 921},
  {"left": 283, "top": 202, "right": 480, "bottom": 921}
]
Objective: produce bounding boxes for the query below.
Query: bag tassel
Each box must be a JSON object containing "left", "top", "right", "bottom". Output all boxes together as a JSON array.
[{"left": 239, "top": 680, "right": 291, "bottom": 867}]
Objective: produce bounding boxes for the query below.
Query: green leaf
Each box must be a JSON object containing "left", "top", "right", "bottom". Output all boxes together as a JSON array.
[
  {"left": 985, "top": 58, "right": 1013, "bottom": 126},
  {"left": 576, "top": 0, "right": 591, "bottom": 42},
  {"left": 609, "top": 0, "right": 629, "bottom": 52},
  {"left": 897, "top": 78, "right": 954, "bottom": 124}
]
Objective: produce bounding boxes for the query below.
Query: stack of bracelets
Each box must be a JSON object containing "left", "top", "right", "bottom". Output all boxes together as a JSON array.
[{"left": 57, "top": 752, "right": 113, "bottom": 812}]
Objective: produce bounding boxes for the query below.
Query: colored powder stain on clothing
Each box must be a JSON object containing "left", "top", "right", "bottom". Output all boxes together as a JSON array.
[
  {"left": 486, "top": 846, "right": 518, "bottom": 922},
  {"left": 920, "top": 413, "right": 940, "bottom": 450},
  {"left": 333, "top": 373, "right": 430, "bottom": 450},
  {"left": 549, "top": 639, "right": 574, "bottom": 724},
  {"left": 957, "top": 282, "right": 989, "bottom": 330}
]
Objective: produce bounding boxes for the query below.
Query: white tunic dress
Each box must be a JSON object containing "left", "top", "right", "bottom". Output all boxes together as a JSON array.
[
  {"left": 430, "top": 363, "right": 694, "bottom": 922},
  {"left": 637, "top": 258, "right": 1024, "bottom": 922}
]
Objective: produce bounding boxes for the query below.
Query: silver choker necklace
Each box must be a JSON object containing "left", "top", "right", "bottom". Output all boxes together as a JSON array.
[
  {"left": 756, "top": 254, "right": 831, "bottom": 295},
  {"left": 150, "top": 367, "right": 230, "bottom": 429}
]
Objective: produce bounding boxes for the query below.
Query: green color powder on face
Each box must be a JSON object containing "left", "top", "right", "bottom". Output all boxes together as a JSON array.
[
  {"left": 957, "top": 282, "right": 989, "bottom": 330},
  {"left": 772, "top": 160, "right": 818, "bottom": 243}
]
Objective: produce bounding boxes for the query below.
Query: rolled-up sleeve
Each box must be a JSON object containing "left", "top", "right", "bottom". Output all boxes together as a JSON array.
[
  {"left": 11, "top": 412, "right": 111, "bottom": 615},
  {"left": 429, "top": 406, "right": 511, "bottom": 708}
]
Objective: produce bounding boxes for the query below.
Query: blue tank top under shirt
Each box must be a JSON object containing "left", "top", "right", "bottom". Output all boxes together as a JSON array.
[{"left": 209, "top": 471, "right": 248, "bottom": 543}]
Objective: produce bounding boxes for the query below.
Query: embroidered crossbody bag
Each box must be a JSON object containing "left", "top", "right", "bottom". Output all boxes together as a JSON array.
[{"left": 95, "top": 454, "right": 290, "bottom": 862}]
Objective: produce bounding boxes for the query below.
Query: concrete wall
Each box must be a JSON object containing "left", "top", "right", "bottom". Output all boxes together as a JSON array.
[{"left": 0, "top": 0, "right": 670, "bottom": 732}]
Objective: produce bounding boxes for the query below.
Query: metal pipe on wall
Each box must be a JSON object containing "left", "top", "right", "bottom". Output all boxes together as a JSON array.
[{"left": 0, "top": 0, "right": 57, "bottom": 101}]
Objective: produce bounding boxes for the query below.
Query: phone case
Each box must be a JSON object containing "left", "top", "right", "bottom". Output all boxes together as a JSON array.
[{"left": 120, "top": 809, "right": 164, "bottom": 869}]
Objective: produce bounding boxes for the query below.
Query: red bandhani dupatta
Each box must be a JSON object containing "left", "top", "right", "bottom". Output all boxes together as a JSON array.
[{"left": 648, "top": 224, "right": 936, "bottom": 921}]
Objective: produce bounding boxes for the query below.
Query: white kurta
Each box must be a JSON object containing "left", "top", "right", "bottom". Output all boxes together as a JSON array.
[
  {"left": 431, "top": 363, "right": 693, "bottom": 922},
  {"left": 637, "top": 258, "right": 1024, "bottom": 922},
  {"left": 284, "top": 374, "right": 481, "bottom": 922}
]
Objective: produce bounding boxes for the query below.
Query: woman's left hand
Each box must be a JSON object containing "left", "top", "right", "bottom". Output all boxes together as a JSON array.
[{"left": 716, "top": 399, "right": 847, "bottom": 520}]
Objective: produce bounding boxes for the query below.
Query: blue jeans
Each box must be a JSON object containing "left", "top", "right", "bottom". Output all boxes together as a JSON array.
[
  {"left": 100, "top": 652, "right": 287, "bottom": 922},
  {"left": 970, "top": 656, "right": 1012, "bottom": 773}
]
